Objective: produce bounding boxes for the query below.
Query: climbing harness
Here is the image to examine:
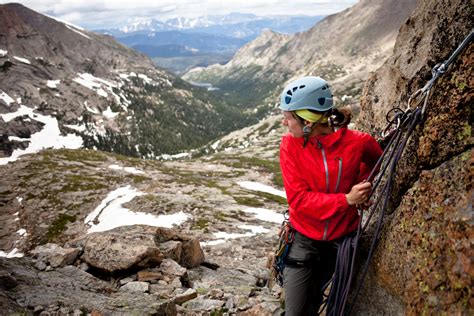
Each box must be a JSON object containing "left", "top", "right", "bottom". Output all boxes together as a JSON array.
[
  {"left": 271, "top": 210, "right": 295, "bottom": 287},
  {"left": 321, "top": 29, "right": 474, "bottom": 316},
  {"left": 271, "top": 29, "right": 473, "bottom": 315}
]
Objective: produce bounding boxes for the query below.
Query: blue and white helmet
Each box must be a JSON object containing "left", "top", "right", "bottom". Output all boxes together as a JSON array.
[{"left": 279, "top": 76, "right": 333, "bottom": 112}]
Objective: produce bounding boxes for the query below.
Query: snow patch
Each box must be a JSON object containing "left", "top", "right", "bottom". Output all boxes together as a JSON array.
[
  {"left": 159, "top": 152, "right": 190, "bottom": 160},
  {"left": 237, "top": 181, "right": 286, "bottom": 198},
  {"left": 65, "top": 24, "right": 91, "bottom": 39},
  {"left": 138, "top": 74, "right": 152, "bottom": 84},
  {"left": 47, "top": 80, "right": 60, "bottom": 89},
  {"left": 108, "top": 164, "right": 145, "bottom": 175},
  {"left": 0, "top": 248, "right": 24, "bottom": 258},
  {"left": 201, "top": 224, "right": 269, "bottom": 247},
  {"left": 13, "top": 56, "right": 31, "bottom": 64},
  {"left": 17, "top": 229, "right": 27, "bottom": 236},
  {"left": 84, "top": 101, "right": 99, "bottom": 114},
  {"left": 64, "top": 124, "right": 86, "bottom": 132},
  {"left": 102, "top": 106, "right": 119, "bottom": 119},
  {"left": 0, "top": 90, "right": 14, "bottom": 106},
  {"left": 0, "top": 105, "right": 83, "bottom": 165},
  {"left": 243, "top": 207, "right": 285, "bottom": 224},
  {"left": 8, "top": 136, "right": 30, "bottom": 142},
  {"left": 85, "top": 185, "right": 189, "bottom": 233},
  {"left": 211, "top": 140, "right": 220, "bottom": 150}
]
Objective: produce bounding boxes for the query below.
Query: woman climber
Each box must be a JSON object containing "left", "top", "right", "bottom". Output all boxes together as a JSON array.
[{"left": 278, "top": 76, "right": 382, "bottom": 315}]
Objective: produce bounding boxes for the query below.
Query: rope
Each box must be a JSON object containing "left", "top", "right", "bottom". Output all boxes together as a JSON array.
[{"left": 322, "top": 29, "right": 473, "bottom": 316}]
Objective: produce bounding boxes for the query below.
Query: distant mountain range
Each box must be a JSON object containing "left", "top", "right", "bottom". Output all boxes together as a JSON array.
[
  {"left": 184, "top": 0, "right": 418, "bottom": 110},
  {"left": 100, "top": 13, "right": 323, "bottom": 39},
  {"left": 96, "top": 13, "right": 323, "bottom": 74}
]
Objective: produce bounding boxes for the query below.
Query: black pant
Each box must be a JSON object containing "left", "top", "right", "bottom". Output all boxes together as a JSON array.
[{"left": 283, "top": 231, "right": 337, "bottom": 316}]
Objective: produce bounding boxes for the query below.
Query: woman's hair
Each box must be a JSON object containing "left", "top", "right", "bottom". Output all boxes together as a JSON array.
[
  {"left": 328, "top": 107, "right": 352, "bottom": 128},
  {"left": 295, "top": 106, "right": 352, "bottom": 128},
  {"left": 295, "top": 106, "right": 352, "bottom": 148}
]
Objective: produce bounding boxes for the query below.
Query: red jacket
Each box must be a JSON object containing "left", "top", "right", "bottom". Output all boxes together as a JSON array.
[{"left": 279, "top": 127, "right": 382, "bottom": 241}]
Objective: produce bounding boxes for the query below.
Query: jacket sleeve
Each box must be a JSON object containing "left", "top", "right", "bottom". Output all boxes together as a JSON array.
[
  {"left": 280, "top": 137, "right": 350, "bottom": 221},
  {"left": 358, "top": 133, "right": 383, "bottom": 182}
]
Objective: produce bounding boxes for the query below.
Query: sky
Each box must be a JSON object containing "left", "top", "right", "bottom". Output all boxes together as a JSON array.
[{"left": 0, "top": 0, "right": 357, "bottom": 30}]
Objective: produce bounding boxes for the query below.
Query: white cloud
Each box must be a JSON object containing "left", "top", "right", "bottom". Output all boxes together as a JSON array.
[{"left": 0, "top": 0, "right": 357, "bottom": 30}]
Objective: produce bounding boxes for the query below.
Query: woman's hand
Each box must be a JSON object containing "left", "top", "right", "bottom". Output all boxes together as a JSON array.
[{"left": 345, "top": 181, "right": 372, "bottom": 206}]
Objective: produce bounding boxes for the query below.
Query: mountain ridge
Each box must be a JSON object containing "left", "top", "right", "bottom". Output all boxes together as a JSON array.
[
  {"left": 183, "top": 0, "right": 417, "bottom": 111},
  {"left": 0, "top": 3, "right": 252, "bottom": 161}
]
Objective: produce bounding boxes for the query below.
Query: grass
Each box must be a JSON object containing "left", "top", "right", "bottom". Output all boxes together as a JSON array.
[
  {"left": 194, "top": 218, "right": 209, "bottom": 230},
  {"left": 55, "top": 148, "right": 107, "bottom": 162},
  {"left": 255, "top": 191, "right": 287, "bottom": 205},
  {"left": 233, "top": 196, "right": 264, "bottom": 207},
  {"left": 132, "top": 175, "right": 151, "bottom": 183},
  {"left": 46, "top": 213, "right": 77, "bottom": 241},
  {"left": 61, "top": 175, "right": 108, "bottom": 192},
  {"left": 214, "top": 155, "right": 283, "bottom": 187},
  {"left": 214, "top": 211, "right": 229, "bottom": 222}
]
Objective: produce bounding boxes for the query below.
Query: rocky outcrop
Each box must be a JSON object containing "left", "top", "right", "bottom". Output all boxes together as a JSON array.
[
  {"left": 354, "top": 0, "right": 472, "bottom": 314},
  {"left": 1, "top": 225, "right": 276, "bottom": 314},
  {"left": 0, "top": 256, "right": 178, "bottom": 315},
  {"left": 0, "top": 143, "right": 287, "bottom": 314}
]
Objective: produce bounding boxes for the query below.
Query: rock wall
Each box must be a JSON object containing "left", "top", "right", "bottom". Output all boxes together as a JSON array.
[{"left": 355, "top": 0, "right": 472, "bottom": 314}]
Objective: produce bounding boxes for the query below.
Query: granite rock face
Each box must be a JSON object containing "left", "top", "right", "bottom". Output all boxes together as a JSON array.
[{"left": 354, "top": 0, "right": 473, "bottom": 314}]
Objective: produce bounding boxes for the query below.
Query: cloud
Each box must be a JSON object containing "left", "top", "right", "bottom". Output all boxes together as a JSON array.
[{"left": 0, "top": 0, "right": 357, "bottom": 29}]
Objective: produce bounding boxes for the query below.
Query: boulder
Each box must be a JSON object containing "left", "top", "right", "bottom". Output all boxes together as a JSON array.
[
  {"left": 31, "top": 243, "right": 80, "bottom": 268},
  {"left": 156, "top": 227, "right": 205, "bottom": 268},
  {"left": 159, "top": 240, "right": 182, "bottom": 263},
  {"left": 120, "top": 281, "right": 149, "bottom": 293},
  {"left": 80, "top": 226, "right": 163, "bottom": 273},
  {"left": 137, "top": 270, "right": 163, "bottom": 282},
  {"left": 173, "top": 288, "right": 198, "bottom": 305},
  {"left": 240, "top": 302, "right": 281, "bottom": 316},
  {"left": 158, "top": 258, "right": 187, "bottom": 279},
  {"left": 182, "top": 298, "right": 225, "bottom": 311}
]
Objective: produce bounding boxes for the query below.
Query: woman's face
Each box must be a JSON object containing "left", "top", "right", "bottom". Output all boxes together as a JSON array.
[{"left": 282, "top": 111, "right": 304, "bottom": 138}]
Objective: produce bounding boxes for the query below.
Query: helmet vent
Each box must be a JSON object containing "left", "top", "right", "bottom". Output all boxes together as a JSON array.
[
  {"left": 299, "top": 85, "right": 306, "bottom": 89},
  {"left": 292, "top": 87, "right": 298, "bottom": 92},
  {"left": 322, "top": 86, "right": 327, "bottom": 90},
  {"left": 286, "top": 90, "right": 293, "bottom": 96},
  {"left": 285, "top": 96, "right": 292, "bottom": 104},
  {"left": 318, "top": 98, "right": 325, "bottom": 106}
]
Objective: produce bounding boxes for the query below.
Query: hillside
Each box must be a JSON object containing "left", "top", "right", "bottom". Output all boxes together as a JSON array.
[
  {"left": 0, "top": 3, "right": 252, "bottom": 162},
  {"left": 184, "top": 0, "right": 417, "bottom": 111},
  {"left": 0, "top": 115, "right": 288, "bottom": 314}
]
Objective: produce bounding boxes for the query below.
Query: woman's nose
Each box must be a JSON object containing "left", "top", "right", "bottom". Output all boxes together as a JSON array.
[{"left": 282, "top": 118, "right": 288, "bottom": 126}]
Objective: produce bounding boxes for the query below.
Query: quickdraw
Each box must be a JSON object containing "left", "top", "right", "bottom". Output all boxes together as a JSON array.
[{"left": 271, "top": 210, "right": 295, "bottom": 287}]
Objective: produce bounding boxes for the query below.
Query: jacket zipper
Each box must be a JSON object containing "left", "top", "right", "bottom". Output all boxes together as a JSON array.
[
  {"left": 318, "top": 140, "right": 330, "bottom": 240},
  {"left": 335, "top": 157, "right": 343, "bottom": 192},
  {"left": 317, "top": 141, "right": 330, "bottom": 193}
]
